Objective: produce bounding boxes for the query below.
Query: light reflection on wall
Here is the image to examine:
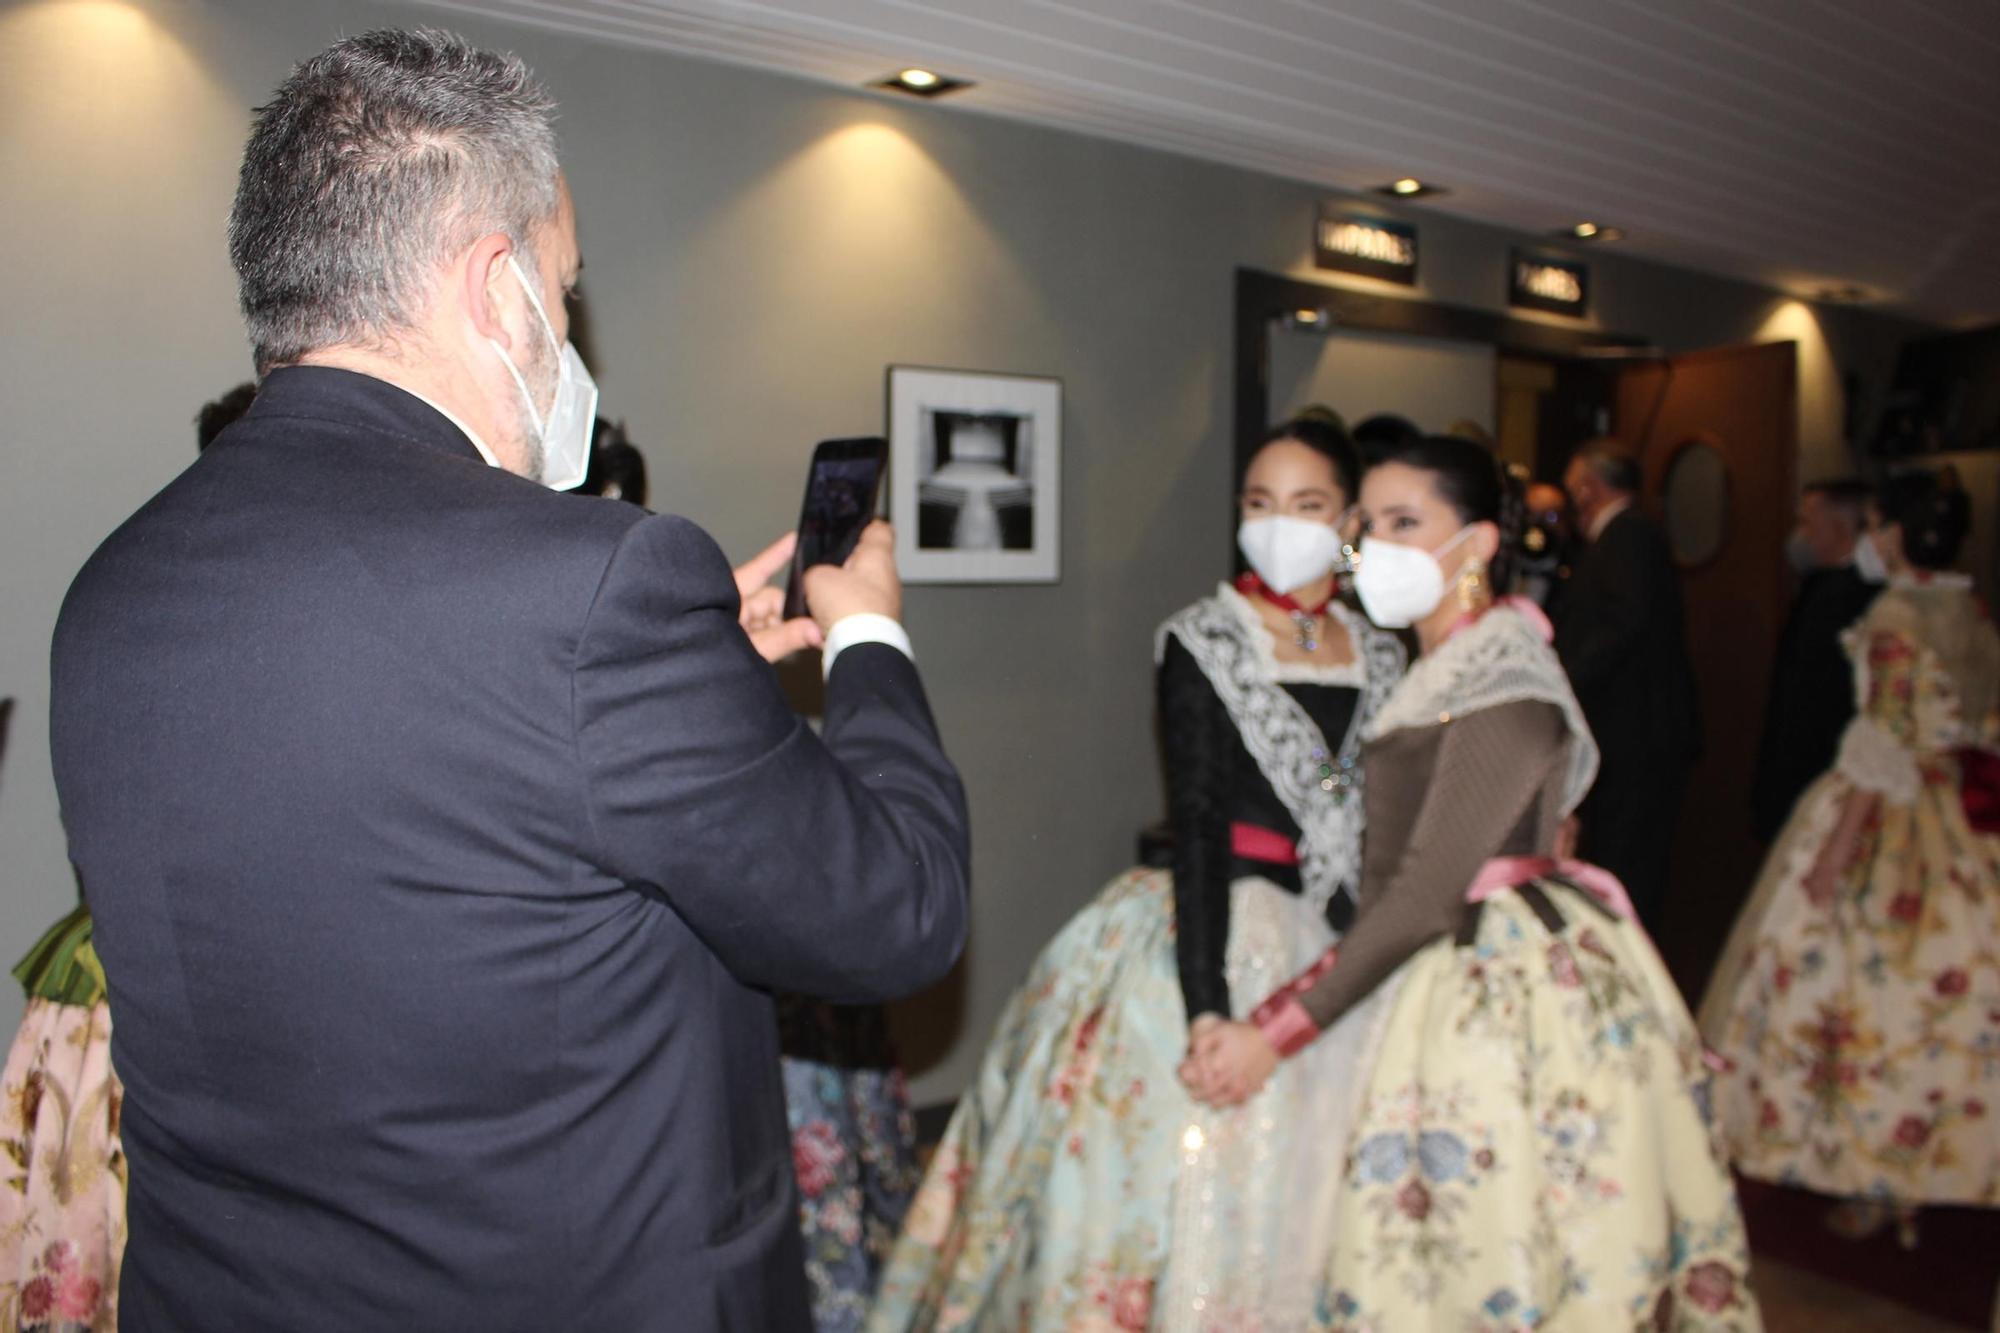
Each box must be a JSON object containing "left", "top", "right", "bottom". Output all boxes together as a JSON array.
[
  {"left": 0, "top": 0, "right": 245, "bottom": 351},
  {"left": 1753, "top": 299, "right": 1845, "bottom": 484},
  {"left": 678, "top": 117, "right": 1040, "bottom": 354},
  {"left": 0, "top": 0, "right": 255, "bottom": 1000},
  {"left": 1, "top": 1, "right": 237, "bottom": 171}
]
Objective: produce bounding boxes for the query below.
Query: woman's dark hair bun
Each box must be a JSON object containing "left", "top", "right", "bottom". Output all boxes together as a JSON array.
[{"left": 1877, "top": 469, "right": 1969, "bottom": 571}]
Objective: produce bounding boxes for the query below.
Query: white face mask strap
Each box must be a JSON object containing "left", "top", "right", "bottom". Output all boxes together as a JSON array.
[
  {"left": 489, "top": 340, "right": 546, "bottom": 439},
  {"left": 1433, "top": 524, "right": 1477, "bottom": 559},
  {"left": 506, "top": 254, "right": 560, "bottom": 347},
  {"left": 488, "top": 254, "right": 559, "bottom": 439}
]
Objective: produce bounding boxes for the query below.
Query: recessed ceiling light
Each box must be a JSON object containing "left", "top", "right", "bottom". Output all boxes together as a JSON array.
[
  {"left": 873, "top": 68, "right": 973, "bottom": 98},
  {"left": 1564, "top": 222, "right": 1624, "bottom": 241},
  {"left": 1375, "top": 177, "right": 1445, "bottom": 199}
]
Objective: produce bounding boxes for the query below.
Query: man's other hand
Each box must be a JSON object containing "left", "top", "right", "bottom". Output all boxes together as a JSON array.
[
  {"left": 803, "top": 521, "right": 902, "bottom": 633},
  {"left": 733, "top": 532, "right": 823, "bottom": 663}
]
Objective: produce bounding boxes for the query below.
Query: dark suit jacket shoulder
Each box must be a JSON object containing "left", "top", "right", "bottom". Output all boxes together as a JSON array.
[
  {"left": 1750, "top": 566, "right": 1878, "bottom": 840},
  {"left": 51, "top": 366, "right": 968, "bottom": 1332},
  {"left": 1554, "top": 505, "right": 1700, "bottom": 767}
]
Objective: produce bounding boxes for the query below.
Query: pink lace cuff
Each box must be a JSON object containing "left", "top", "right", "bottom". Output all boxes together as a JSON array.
[
  {"left": 1248, "top": 944, "right": 1337, "bottom": 1059},
  {"left": 1252, "top": 996, "right": 1320, "bottom": 1058}
]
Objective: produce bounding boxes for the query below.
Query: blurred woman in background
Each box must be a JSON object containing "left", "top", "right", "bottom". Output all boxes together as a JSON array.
[{"left": 1702, "top": 469, "right": 2000, "bottom": 1244}]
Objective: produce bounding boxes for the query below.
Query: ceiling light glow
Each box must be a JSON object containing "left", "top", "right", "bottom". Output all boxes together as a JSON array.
[
  {"left": 1374, "top": 177, "right": 1444, "bottom": 200},
  {"left": 1564, "top": 222, "right": 1624, "bottom": 242},
  {"left": 873, "top": 67, "right": 972, "bottom": 97}
]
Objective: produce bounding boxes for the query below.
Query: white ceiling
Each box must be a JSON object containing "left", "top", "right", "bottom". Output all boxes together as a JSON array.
[{"left": 405, "top": 0, "right": 2000, "bottom": 327}]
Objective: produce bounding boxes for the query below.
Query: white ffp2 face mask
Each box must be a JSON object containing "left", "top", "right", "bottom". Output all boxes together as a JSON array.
[
  {"left": 1237, "top": 515, "right": 1343, "bottom": 594},
  {"left": 1853, "top": 531, "right": 1889, "bottom": 585},
  {"left": 1353, "top": 526, "right": 1477, "bottom": 628},
  {"left": 489, "top": 255, "right": 599, "bottom": 491}
]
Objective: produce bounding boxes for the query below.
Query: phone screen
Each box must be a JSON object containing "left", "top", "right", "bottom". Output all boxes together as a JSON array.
[{"left": 782, "top": 437, "right": 888, "bottom": 621}]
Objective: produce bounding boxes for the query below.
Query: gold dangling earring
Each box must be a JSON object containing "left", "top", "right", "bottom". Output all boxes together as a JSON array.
[{"left": 1457, "top": 558, "right": 1491, "bottom": 612}]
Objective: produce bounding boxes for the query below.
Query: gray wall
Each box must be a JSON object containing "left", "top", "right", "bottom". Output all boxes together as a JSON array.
[
  {"left": 1270, "top": 327, "right": 1497, "bottom": 432},
  {"left": 0, "top": 0, "right": 1938, "bottom": 1105}
]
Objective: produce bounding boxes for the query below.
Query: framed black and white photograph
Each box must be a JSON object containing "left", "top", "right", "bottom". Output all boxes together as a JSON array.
[{"left": 888, "top": 366, "right": 1062, "bottom": 583}]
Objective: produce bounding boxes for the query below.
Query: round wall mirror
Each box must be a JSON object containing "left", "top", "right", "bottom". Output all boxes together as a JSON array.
[{"left": 1663, "top": 438, "right": 1730, "bottom": 568}]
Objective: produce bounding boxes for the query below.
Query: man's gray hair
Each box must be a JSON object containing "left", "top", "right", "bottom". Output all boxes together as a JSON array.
[
  {"left": 1573, "top": 438, "right": 1643, "bottom": 496},
  {"left": 228, "top": 28, "right": 560, "bottom": 375},
  {"left": 1803, "top": 477, "right": 1872, "bottom": 529}
]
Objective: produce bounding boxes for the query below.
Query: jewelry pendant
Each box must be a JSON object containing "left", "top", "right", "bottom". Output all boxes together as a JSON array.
[{"left": 1290, "top": 611, "right": 1318, "bottom": 652}]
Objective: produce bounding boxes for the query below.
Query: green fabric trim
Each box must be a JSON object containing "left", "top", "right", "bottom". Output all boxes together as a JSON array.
[{"left": 13, "top": 904, "right": 104, "bottom": 1006}]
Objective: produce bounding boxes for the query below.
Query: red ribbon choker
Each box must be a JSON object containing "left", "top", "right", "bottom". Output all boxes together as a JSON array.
[{"left": 1236, "top": 572, "right": 1334, "bottom": 618}]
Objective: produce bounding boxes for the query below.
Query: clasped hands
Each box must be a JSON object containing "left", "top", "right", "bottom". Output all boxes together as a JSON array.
[
  {"left": 733, "top": 521, "right": 902, "bottom": 663},
  {"left": 1178, "top": 1014, "right": 1279, "bottom": 1108}
]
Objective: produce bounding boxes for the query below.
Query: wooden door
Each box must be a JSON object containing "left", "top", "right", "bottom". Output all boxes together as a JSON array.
[{"left": 1613, "top": 341, "right": 1796, "bottom": 993}]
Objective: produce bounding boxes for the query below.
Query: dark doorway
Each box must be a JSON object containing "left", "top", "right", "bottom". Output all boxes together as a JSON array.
[{"left": 1613, "top": 342, "right": 1798, "bottom": 991}]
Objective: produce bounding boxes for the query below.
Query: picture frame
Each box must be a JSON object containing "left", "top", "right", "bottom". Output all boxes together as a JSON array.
[{"left": 887, "top": 365, "right": 1062, "bottom": 583}]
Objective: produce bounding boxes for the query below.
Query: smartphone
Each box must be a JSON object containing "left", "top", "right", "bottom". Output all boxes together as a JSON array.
[{"left": 782, "top": 436, "right": 890, "bottom": 621}]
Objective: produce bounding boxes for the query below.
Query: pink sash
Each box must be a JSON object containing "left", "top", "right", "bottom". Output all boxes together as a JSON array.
[
  {"left": 1466, "top": 854, "right": 1638, "bottom": 922},
  {"left": 1254, "top": 854, "right": 1646, "bottom": 1060}
]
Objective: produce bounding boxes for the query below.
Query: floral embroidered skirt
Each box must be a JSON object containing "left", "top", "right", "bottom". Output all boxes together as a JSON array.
[
  {"left": 1700, "top": 766, "right": 2000, "bottom": 1206},
  {"left": 780, "top": 997, "right": 925, "bottom": 1333},
  {"left": 1322, "top": 881, "right": 1759, "bottom": 1332},
  {"left": 867, "top": 868, "right": 1395, "bottom": 1332},
  {"left": 0, "top": 998, "right": 124, "bottom": 1332}
]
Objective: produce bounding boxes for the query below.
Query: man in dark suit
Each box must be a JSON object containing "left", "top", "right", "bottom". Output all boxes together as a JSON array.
[
  {"left": 1750, "top": 479, "right": 1880, "bottom": 843},
  {"left": 1556, "top": 440, "right": 1701, "bottom": 930},
  {"left": 49, "top": 30, "right": 968, "bottom": 1331}
]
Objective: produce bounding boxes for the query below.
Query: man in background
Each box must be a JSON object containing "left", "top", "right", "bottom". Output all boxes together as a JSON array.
[
  {"left": 1751, "top": 479, "right": 1880, "bottom": 843},
  {"left": 193, "top": 381, "right": 256, "bottom": 451},
  {"left": 51, "top": 28, "right": 968, "bottom": 1331},
  {"left": 579, "top": 416, "right": 649, "bottom": 504},
  {"left": 1557, "top": 439, "right": 1700, "bottom": 930},
  {"left": 1516, "top": 480, "right": 1575, "bottom": 618}
]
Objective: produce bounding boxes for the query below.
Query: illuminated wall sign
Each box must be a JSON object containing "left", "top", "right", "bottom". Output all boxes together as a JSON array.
[
  {"left": 1509, "top": 249, "right": 1590, "bottom": 317},
  {"left": 1314, "top": 207, "right": 1418, "bottom": 286}
]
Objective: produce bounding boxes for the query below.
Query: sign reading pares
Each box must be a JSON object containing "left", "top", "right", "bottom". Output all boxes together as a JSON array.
[
  {"left": 1509, "top": 249, "right": 1590, "bottom": 318},
  {"left": 1315, "top": 207, "right": 1418, "bottom": 286}
]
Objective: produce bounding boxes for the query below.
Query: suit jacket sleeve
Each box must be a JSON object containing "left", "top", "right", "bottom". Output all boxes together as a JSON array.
[
  {"left": 1556, "top": 520, "right": 1651, "bottom": 696},
  {"left": 573, "top": 514, "right": 970, "bottom": 1002}
]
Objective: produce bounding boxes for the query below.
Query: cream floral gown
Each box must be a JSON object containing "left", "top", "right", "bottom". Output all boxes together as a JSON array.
[
  {"left": 1247, "top": 603, "right": 1758, "bottom": 1331},
  {"left": 1702, "top": 576, "right": 2000, "bottom": 1207},
  {"left": 0, "top": 905, "right": 125, "bottom": 1332}
]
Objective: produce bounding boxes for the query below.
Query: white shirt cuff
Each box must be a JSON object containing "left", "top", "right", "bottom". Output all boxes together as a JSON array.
[{"left": 822, "top": 614, "right": 913, "bottom": 678}]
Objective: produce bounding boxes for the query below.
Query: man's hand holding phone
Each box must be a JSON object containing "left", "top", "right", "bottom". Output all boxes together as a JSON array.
[
  {"left": 739, "top": 437, "right": 897, "bottom": 663},
  {"left": 734, "top": 532, "right": 824, "bottom": 663},
  {"left": 802, "top": 520, "right": 902, "bottom": 632},
  {"left": 734, "top": 523, "right": 902, "bottom": 661}
]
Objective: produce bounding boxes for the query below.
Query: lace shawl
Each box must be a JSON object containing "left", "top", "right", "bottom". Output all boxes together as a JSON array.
[
  {"left": 1837, "top": 579, "right": 2000, "bottom": 803},
  {"left": 1367, "top": 604, "right": 1600, "bottom": 815},
  {"left": 1155, "top": 585, "right": 1406, "bottom": 917}
]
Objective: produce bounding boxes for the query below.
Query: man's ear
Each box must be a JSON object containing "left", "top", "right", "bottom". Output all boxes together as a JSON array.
[{"left": 460, "top": 233, "right": 517, "bottom": 347}]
